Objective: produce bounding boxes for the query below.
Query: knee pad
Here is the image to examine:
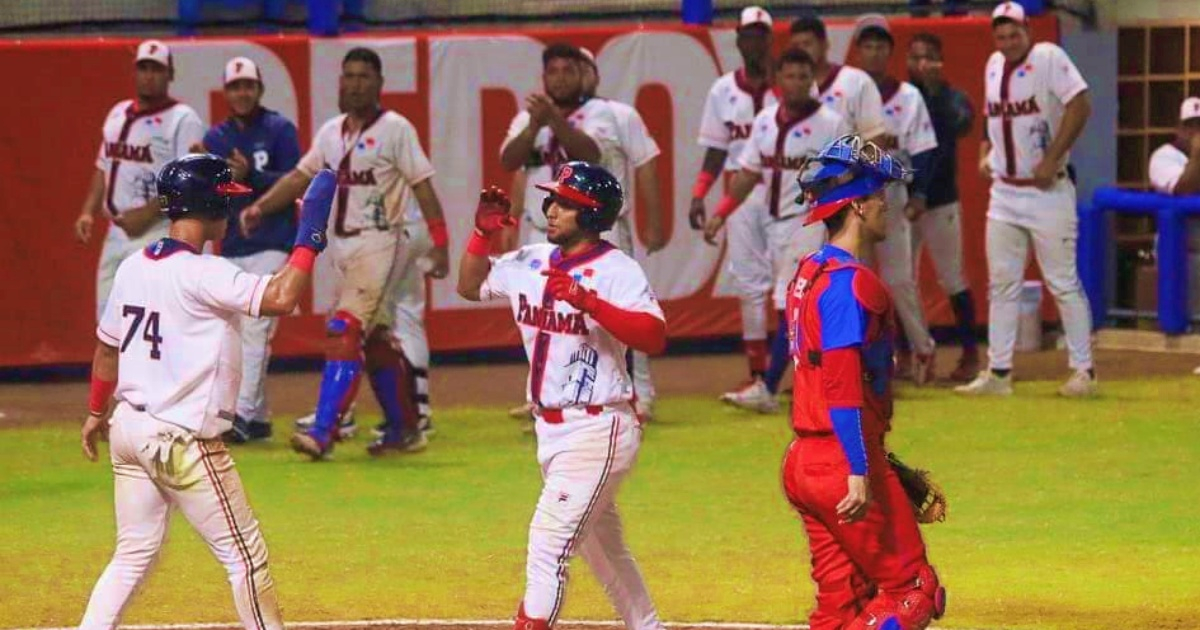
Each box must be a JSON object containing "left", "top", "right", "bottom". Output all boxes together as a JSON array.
[{"left": 324, "top": 311, "right": 363, "bottom": 361}]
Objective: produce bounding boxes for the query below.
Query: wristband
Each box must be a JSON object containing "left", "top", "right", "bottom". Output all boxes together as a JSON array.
[
  {"left": 692, "top": 171, "right": 717, "bottom": 200},
  {"left": 466, "top": 230, "right": 491, "bottom": 257},
  {"left": 427, "top": 218, "right": 449, "bottom": 248},
  {"left": 286, "top": 247, "right": 317, "bottom": 274},
  {"left": 89, "top": 376, "right": 116, "bottom": 416},
  {"left": 715, "top": 195, "right": 739, "bottom": 219}
]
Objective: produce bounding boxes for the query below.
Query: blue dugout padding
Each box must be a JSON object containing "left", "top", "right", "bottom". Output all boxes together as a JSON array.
[{"left": 1084, "top": 187, "right": 1200, "bottom": 334}]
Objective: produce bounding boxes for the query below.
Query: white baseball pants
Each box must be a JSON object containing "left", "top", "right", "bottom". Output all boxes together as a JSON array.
[
  {"left": 228, "top": 250, "right": 289, "bottom": 423},
  {"left": 80, "top": 405, "right": 282, "bottom": 630},
  {"left": 985, "top": 179, "right": 1092, "bottom": 371},
  {"left": 723, "top": 197, "right": 772, "bottom": 341},
  {"left": 95, "top": 220, "right": 170, "bottom": 321},
  {"left": 394, "top": 221, "right": 434, "bottom": 418},
  {"left": 877, "top": 185, "right": 935, "bottom": 354},
  {"left": 912, "top": 201, "right": 969, "bottom": 296},
  {"left": 523, "top": 408, "right": 663, "bottom": 629}
]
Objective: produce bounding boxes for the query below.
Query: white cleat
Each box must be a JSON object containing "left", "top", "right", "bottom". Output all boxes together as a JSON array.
[
  {"left": 1192, "top": 365, "right": 1200, "bottom": 376},
  {"left": 1058, "top": 370, "right": 1098, "bottom": 398},
  {"left": 953, "top": 370, "right": 1013, "bottom": 396},
  {"left": 293, "top": 405, "right": 358, "bottom": 439},
  {"left": 720, "top": 378, "right": 780, "bottom": 414}
]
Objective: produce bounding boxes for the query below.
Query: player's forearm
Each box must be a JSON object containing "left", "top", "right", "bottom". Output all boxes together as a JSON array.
[
  {"left": 456, "top": 244, "right": 491, "bottom": 302},
  {"left": 589, "top": 302, "right": 667, "bottom": 355},
  {"left": 88, "top": 342, "right": 119, "bottom": 416},
  {"left": 259, "top": 262, "right": 311, "bottom": 317},
  {"left": 548, "top": 120, "right": 600, "bottom": 162},
  {"left": 257, "top": 170, "right": 312, "bottom": 215},
  {"left": 1044, "top": 93, "right": 1091, "bottom": 166},
  {"left": 952, "top": 91, "right": 976, "bottom": 138},
  {"left": 692, "top": 149, "right": 728, "bottom": 200},
  {"left": 714, "top": 170, "right": 760, "bottom": 218},
  {"left": 82, "top": 169, "right": 105, "bottom": 215},
  {"left": 635, "top": 160, "right": 664, "bottom": 230},
  {"left": 821, "top": 347, "right": 869, "bottom": 474},
  {"left": 412, "top": 179, "right": 450, "bottom": 250},
  {"left": 1173, "top": 158, "right": 1200, "bottom": 195},
  {"left": 501, "top": 128, "right": 537, "bottom": 172}
]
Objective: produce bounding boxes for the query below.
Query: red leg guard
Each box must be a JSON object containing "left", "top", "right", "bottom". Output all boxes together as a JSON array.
[
  {"left": 847, "top": 564, "right": 945, "bottom": 630},
  {"left": 514, "top": 603, "right": 551, "bottom": 630},
  {"left": 325, "top": 310, "right": 364, "bottom": 361},
  {"left": 364, "top": 327, "right": 421, "bottom": 432}
]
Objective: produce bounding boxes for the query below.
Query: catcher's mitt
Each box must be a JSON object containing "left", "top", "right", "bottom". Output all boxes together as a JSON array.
[{"left": 887, "top": 452, "right": 948, "bottom": 524}]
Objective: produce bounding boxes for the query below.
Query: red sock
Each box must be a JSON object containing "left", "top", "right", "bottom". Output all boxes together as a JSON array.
[{"left": 746, "top": 339, "right": 768, "bottom": 377}]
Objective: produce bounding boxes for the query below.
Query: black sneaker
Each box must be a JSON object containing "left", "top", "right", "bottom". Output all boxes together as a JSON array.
[{"left": 223, "top": 417, "right": 272, "bottom": 444}]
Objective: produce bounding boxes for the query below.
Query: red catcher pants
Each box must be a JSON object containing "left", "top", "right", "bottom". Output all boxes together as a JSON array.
[{"left": 781, "top": 436, "right": 930, "bottom": 630}]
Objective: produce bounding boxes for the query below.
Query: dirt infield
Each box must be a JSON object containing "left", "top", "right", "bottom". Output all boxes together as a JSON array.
[{"left": 1, "top": 347, "right": 1196, "bottom": 430}]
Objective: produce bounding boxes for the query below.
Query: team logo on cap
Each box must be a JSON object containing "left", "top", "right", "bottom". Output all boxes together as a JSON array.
[
  {"left": 149, "top": 44, "right": 159, "bottom": 54},
  {"left": 235, "top": 61, "right": 244, "bottom": 73},
  {"left": 558, "top": 165, "right": 574, "bottom": 181}
]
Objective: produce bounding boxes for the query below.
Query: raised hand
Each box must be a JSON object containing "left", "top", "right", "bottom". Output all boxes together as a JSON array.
[{"left": 475, "top": 185, "right": 515, "bottom": 235}]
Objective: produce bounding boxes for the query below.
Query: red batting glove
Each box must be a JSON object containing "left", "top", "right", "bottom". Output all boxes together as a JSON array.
[
  {"left": 542, "top": 269, "right": 599, "bottom": 312},
  {"left": 475, "top": 185, "right": 516, "bottom": 235}
]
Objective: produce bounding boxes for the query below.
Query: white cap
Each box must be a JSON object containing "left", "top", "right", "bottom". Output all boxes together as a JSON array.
[
  {"left": 135, "top": 39, "right": 172, "bottom": 68},
  {"left": 991, "top": 2, "right": 1028, "bottom": 24},
  {"left": 853, "top": 13, "right": 892, "bottom": 43},
  {"left": 739, "top": 6, "right": 772, "bottom": 29},
  {"left": 223, "top": 56, "right": 262, "bottom": 85},
  {"left": 579, "top": 47, "right": 597, "bottom": 68},
  {"left": 1182, "top": 97, "right": 1200, "bottom": 122}
]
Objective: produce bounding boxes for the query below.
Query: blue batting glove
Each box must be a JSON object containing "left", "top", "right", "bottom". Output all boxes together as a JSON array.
[{"left": 295, "top": 169, "right": 336, "bottom": 252}]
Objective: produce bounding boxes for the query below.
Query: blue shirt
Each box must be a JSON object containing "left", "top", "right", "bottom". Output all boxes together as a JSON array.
[
  {"left": 203, "top": 107, "right": 301, "bottom": 257},
  {"left": 914, "top": 82, "right": 974, "bottom": 208}
]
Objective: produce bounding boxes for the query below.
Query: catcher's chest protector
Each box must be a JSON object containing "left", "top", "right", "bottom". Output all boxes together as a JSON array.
[{"left": 785, "top": 253, "right": 896, "bottom": 436}]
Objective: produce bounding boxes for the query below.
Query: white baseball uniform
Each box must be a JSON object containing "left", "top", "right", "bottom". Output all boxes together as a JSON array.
[
  {"left": 480, "top": 241, "right": 664, "bottom": 630},
  {"left": 395, "top": 199, "right": 435, "bottom": 419},
  {"left": 813, "top": 65, "right": 887, "bottom": 140},
  {"left": 874, "top": 79, "right": 939, "bottom": 355},
  {"left": 93, "top": 99, "right": 205, "bottom": 320},
  {"left": 502, "top": 98, "right": 621, "bottom": 245},
  {"left": 984, "top": 42, "right": 1092, "bottom": 371},
  {"left": 737, "top": 102, "right": 850, "bottom": 307},
  {"left": 297, "top": 109, "right": 435, "bottom": 339},
  {"left": 597, "top": 97, "right": 661, "bottom": 404},
  {"left": 1148, "top": 141, "right": 1200, "bottom": 315},
  {"left": 81, "top": 237, "right": 282, "bottom": 630},
  {"left": 698, "top": 70, "right": 779, "bottom": 340}
]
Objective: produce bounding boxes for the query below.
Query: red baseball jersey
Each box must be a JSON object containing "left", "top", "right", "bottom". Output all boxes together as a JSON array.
[{"left": 786, "top": 244, "right": 895, "bottom": 438}]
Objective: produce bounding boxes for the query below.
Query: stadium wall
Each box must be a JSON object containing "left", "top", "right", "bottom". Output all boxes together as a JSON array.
[{"left": 0, "top": 15, "right": 1059, "bottom": 367}]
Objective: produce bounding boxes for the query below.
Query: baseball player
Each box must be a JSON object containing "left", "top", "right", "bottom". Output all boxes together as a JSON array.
[
  {"left": 242, "top": 47, "right": 451, "bottom": 457},
  {"left": 78, "top": 155, "right": 336, "bottom": 630},
  {"left": 74, "top": 39, "right": 205, "bottom": 321},
  {"left": 501, "top": 42, "right": 616, "bottom": 244},
  {"left": 577, "top": 46, "right": 665, "bottom": 418},
  {"left": 789, "top": 16, "right": 887, "bottom": 144},
  {"left": 457, "top": 163, "right": 666, "bottom": 630},
  {"left": 783, "top": 135, "right": 946, "bottom": 630},
  {"left": 690, "top": 6, "right": 779, "bottom": 409},
  {"left": 854, "top": 17, "right": 940, "bottom": 386},
  {"left": 957, "top": 2, "right": 1095, "bottom": 397},
  {"left": 198, "top": 56, "right": 302, "bottom": 443},
  {"left": 1148, "top": 96, "right": 1200, "bottom": 373},
  {"left": 907, "top": 33, "right": 981, "bottom": 382},
  {"left": 702, "top": 47, "right": 850, "bottom": 412}
]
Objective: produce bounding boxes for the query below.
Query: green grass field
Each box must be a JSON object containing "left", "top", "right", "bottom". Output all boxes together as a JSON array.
[{"left": 2, "top": 377, "right": 1197, "bottom": 630}]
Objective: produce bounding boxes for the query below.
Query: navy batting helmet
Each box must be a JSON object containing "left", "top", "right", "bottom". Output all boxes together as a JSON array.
[
  {"left": 535, "top": 161, "right": 623, "bottom": 234},
  {"left": 156, "top": 153, "right": 252, "bottom": 220}
]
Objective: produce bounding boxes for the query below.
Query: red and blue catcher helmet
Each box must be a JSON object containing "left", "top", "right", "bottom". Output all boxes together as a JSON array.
[
  {"left": 157, "top": 153, "right": 252, "bottom": 220},
  {"left": 536, "top": 161, "right": 623, "bottom": 234}
]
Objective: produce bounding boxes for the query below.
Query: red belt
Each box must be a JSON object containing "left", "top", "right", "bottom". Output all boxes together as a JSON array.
[
  {"left": 539, "top": 405, "right": 604, "bottom": 424},
  {"left": 999, "top": 172, "right": 1065, "bottom": 187},
  {"left": 794, "top": 429, "right": 834, "bottom": 438}
]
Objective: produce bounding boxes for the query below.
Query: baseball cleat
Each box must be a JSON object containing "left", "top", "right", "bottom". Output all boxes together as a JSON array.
[
  {"left": 1058, "top": 369, "right": 1098, "bottom": 398},
  {"left": 223, "top": 416, "right": 272, "bottom": 443},
  {"left": 720, "top": 377, "right": 780, "bottom": 414},
  {"left": 366, "top": 430, "right": 428, "bottom": 456},
  {"left": 953, "top": 370, "right": 1013, "bottom": 396},
  {"left": 912, "top": 351, "right": 937, "bottom": 387},
  {"left": 949, "top": 347, "right": 981, "bottom": 382},
  {"left": 290, "top": 431, "right": 333, "bottom": 461},
  {"left": 293, "top": 406, "right": 358, "bottom": 440},
  {"left": 373, "top": 416, "right": 436, "bottom": 439}
]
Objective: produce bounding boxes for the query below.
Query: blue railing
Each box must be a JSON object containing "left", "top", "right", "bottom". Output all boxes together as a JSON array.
[{"left": 1081, "top": 187, "right": 1200, "bottom": 335}]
